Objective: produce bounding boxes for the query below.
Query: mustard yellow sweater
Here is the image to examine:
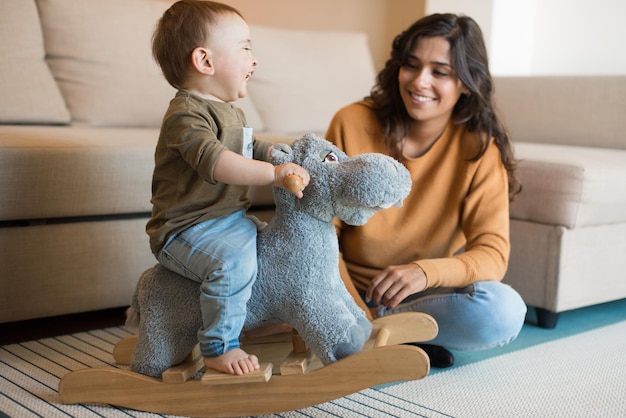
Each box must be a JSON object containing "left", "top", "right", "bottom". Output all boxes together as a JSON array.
[{"left": 326, "top": 101, "right": 510, "bottom": 292}]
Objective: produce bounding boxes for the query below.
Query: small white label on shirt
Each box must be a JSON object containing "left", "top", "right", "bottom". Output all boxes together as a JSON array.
[{"left": 243, "top": 127, "right": 253, "bottom": 159}]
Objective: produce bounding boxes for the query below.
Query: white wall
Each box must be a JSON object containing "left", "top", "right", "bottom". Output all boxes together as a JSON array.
[{"left": 426, "top": 0, "right": 626, "bottom": 76}]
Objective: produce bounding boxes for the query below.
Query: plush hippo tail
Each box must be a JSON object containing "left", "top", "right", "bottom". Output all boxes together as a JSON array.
[
  {"left": 124, "top": 306, "right": 140, "bottom": 333},
  {"left": 123, "top": 284, "right": 141, "bottom": 333}
]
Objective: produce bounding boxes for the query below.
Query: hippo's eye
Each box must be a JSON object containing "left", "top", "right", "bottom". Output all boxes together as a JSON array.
[{"left": 322, "top": 151, "right": 338, "bottom": 163}]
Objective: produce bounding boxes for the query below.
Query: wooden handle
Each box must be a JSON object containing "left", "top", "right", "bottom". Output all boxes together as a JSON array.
[
  {"left": 283, "top": 174, "right": 303, "bottom": 193},
  {"left": 374, "top": 327, "right": 390, "bottom": 348}
]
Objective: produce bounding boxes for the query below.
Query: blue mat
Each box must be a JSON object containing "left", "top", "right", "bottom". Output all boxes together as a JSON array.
[{"left": 442, "top": 297, "right": 626, "bottom": 372}]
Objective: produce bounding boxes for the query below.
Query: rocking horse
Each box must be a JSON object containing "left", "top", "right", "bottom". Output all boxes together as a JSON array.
[{"left": 58, "top": 134, "right": 438, "bottom": 417}]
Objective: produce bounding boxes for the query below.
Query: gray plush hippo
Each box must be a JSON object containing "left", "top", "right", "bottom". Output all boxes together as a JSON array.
[{"left": 129, "top": 133, "right": 412, "bottom": 377}]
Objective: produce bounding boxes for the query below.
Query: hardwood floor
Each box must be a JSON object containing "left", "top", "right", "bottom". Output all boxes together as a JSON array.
[{"left": 0, "top": 307, "right": 128, "bottom": 346}]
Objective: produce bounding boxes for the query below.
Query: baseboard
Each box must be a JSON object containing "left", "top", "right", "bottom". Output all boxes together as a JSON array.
[{"left": 0, "top": 307, "right": 128, "bottom": 345}]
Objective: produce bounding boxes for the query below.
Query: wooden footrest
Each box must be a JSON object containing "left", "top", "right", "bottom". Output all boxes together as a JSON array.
[
  {"left": 160, "top": 345, "right": 203, "bottom": 383},
  {"left": 200, "top": 363, "right": 273, "bottom": 385},
  {"left": 280, "top": 350, "right": 315, "bottom": 375}
]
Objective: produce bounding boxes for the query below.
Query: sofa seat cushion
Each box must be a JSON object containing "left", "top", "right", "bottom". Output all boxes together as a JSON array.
[
  {"left": 0, "top": 127, "right": 283, "bottom": 222},
  {"left": 511, "top": 142, "right": 626, "bottom": 228},
  {"left": 0, "top": 125, "right": 158, "bottom": 221}
]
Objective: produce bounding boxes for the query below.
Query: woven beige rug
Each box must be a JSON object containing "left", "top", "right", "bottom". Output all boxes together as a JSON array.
[
  {"left": 1, "top": 320, "right": 625, "bottom": 417},
  {"left": 381, "top": 320, "right": 626, "bottom": 417}
]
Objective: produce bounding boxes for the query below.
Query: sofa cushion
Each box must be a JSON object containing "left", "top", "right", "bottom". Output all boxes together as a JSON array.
[
  {"left": 510, "top": 142, "right": 626, "bottom": 228},
  {"left": 0, "top": 0, "right": 70, "bottom": 124},
  {"left": 0, "top": 126, "right": 157, "bottom": 221},
  {"left": 494, "top": 76, "right": 626, "bottom": 151},
  {"left": 35, "top": 0, "right": 264, "bottom": 130},
  {"left": 36, "top": 0, "right": 175, "bottom": 128},
  {"left": 234, "top": 97, "right": 265, "bottom": 133},
  {"left": 247, "top": 26, "right": 376, "bottom": 134},
  {"left": 0, "top": 126, "right": 281, "bottom": 222}
]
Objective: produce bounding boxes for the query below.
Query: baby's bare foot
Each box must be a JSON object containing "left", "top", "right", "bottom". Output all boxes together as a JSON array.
[{"left": 203, "top": 348, "right": 260, "bottom": 375}]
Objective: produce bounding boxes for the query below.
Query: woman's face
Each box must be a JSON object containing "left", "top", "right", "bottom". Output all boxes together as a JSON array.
[{"left": 398, "top": 36, "right": 467, "bottom": 127}]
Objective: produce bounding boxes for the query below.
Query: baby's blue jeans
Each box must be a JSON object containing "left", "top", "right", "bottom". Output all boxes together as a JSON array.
[
  {"left": 156, "top": 210, "right": 257, "bottom": 358},
  {"left": 376, "top": 281, "right": 527, "bottom": 350}
]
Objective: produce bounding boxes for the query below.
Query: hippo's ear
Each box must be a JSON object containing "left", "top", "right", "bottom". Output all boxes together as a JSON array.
[{"left": 270, "top": 143, "right": 294, "bottom": 165}]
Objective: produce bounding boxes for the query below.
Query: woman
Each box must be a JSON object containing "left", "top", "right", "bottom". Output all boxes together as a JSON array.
[{"left": 326, "top": 13, "right": 526, "bottom": 367}]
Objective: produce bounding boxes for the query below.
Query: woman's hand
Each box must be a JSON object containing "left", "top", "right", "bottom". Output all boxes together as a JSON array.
[{"left": 366, "top": 263, "right": 428, "bottom": 310}]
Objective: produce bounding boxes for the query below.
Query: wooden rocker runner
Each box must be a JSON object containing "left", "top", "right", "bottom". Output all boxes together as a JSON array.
[{"left": 59, "top": 311, "right": 437, "bottom": 417}]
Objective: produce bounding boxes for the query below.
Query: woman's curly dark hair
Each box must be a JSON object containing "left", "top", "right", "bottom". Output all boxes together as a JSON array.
[{"left": 370, "top": 13, "right": 521, "bottom": 199}]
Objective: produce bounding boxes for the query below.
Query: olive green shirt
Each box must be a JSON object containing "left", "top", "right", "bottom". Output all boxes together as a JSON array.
[{"left": 147, "top": 90, "right": 272, "bottom": 253}]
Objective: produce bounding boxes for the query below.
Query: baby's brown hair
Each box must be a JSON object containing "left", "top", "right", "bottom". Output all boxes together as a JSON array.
[{"left": 152, "top": 0, "right": 243, "bottom": 89}]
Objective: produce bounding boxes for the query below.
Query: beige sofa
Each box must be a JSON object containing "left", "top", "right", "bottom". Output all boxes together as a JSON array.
[
  {"left": 2, "top": 0, "right": 625, "bottom": 329},
  {"left": 496, "top": 76, "right": 626, "bottom": 327},
  {"left": 0, "top": 0, "right": 375, "bottom": 324}
]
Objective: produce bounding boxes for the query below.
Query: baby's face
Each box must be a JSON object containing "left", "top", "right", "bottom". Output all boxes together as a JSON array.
[{"left": 207, "top": 12, "right": 258, "bottom": 102}]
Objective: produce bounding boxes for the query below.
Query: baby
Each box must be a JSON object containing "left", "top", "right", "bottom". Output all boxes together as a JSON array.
[{"left": 147, "top": 0, "right": 309, "bottom": 375}]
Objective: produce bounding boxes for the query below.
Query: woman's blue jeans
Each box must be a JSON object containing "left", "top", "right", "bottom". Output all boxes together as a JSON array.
[
  {"left": 376, "top": 281, "right": 527, "bottom": 351},
  {"left": 156, "top": 210, "right": 257, "bottom": 358}
]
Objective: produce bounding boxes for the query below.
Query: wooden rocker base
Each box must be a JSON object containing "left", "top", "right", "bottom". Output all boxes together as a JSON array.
[{"left": 58, "top": 312, "right": 437, "bottom": 417}]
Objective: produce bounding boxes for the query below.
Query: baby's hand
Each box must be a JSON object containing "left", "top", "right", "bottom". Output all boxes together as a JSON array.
[{"left": 274, "top": 163, "right": 310, "bottom": 198}]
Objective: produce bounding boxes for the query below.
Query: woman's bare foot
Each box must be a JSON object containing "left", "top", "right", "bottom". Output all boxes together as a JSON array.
[{"left": 203, "top": 348, "right": 260, "bottom": 375}]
